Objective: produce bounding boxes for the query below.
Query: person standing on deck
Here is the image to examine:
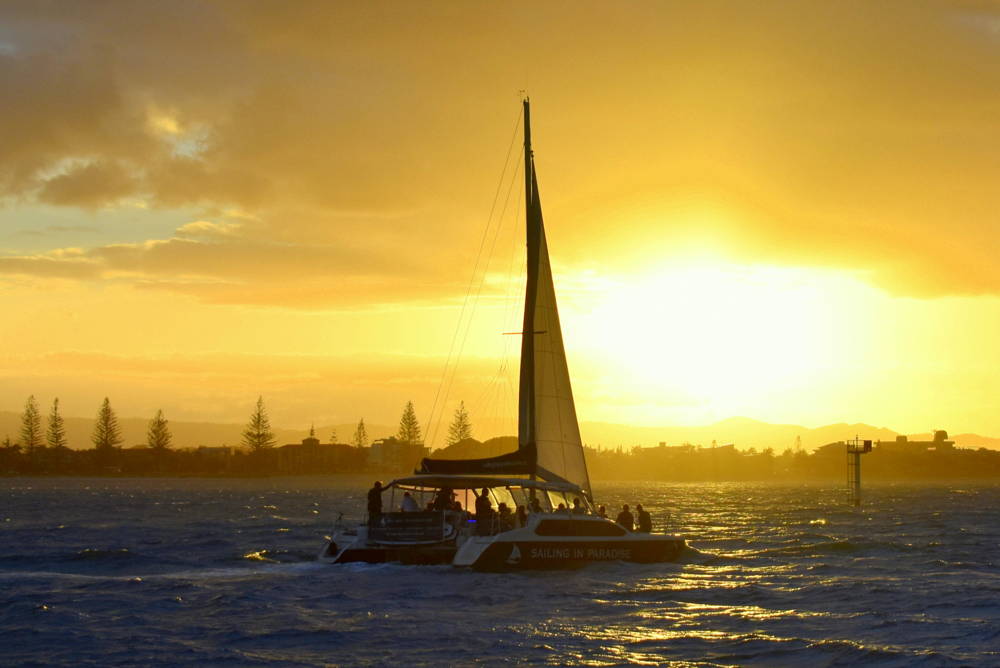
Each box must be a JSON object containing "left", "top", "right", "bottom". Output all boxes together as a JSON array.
[
  {"left": 616, "top": 504, "right": 635, "bottom": 531},
  {"left": 367, "top": 481, "right": 383, "bottom": 525},
  {"left": 474, "top": 488, "right": 494, "bottom": 535},
  {"left": 635, "top": 504, "right": 652, "bottom": 533}
]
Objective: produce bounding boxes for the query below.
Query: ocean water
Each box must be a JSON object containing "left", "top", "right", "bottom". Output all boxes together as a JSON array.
[{"left": 1, "top": 478, "right": 998, "bottom": 667}]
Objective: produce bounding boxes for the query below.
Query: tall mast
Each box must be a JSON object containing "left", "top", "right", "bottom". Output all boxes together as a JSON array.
[
  {"left": 518, "top": 98, "right": 538, "bottom": 452},
  {"left": 523, "top": 98, "right": 532, "bottom": 229}
]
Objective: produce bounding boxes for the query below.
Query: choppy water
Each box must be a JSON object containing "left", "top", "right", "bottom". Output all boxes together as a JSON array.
[{"left": 1, "top": 477, "right": 998, "bottom": 666}]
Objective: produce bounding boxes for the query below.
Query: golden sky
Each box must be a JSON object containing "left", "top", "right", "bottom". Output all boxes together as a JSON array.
[{"left": 2, "top": 1, "right": 1000, "bottom": 441}]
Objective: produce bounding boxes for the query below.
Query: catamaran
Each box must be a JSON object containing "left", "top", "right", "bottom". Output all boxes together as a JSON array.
[{"left": 320, "top": 99, "right": 686, "bottom": 569}]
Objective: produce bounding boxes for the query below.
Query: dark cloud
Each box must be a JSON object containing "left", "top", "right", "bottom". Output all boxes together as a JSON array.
[{"left": 37, "top": 160, "right": 140, "bottom": 208}]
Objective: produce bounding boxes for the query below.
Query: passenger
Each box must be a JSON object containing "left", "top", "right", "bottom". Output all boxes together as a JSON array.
[
  {"left": 516, "top": 505, "right": 527, "bottom": 528},
  {"left": 474, "top": 488, "right": 493, "bottom": 535},
  {"left": 497, "top": 503, "right": 513, "bottom": 531},
  {"left": 530, "top": 497, "right": 543, "bottom": 514},
  {"left": 635, "top": 503, "right": 652, "bottom": 533},
  {"left": 616, "top": 504, "right": 635, "bottom": 531},
  {"left": 597, "top": 505, "right": 608, "bottom": 519},
  {"left": 571, "top": 497, "right": 586, "bottom": 514},
  {"left": 432, "top": 487, "right": 453, "bottom": 511},
  {"left": 367, "top": 480, "right": 383, "bottom": 525},
  {"left": 556, "top": 503, "right": 568, "bottom": 514},
  {"left": 400, "top": 491, "right": 419, "bottom": 512}
]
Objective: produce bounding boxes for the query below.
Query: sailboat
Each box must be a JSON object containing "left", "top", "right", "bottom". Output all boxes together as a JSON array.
[{"left": 320, "top": 99, "right": 686, "bottom": 569}]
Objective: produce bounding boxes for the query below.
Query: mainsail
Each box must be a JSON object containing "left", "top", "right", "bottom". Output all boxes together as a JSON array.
[{"left": 420, "top": 99, "right": 592, "bottom": 497}]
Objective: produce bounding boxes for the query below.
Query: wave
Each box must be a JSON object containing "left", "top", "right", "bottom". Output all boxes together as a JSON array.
[{"left": 71, "top": 547, "right": 137, "bottom": 561}]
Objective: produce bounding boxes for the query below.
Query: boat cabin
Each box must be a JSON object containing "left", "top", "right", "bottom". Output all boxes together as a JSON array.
[{"left": 370, "top": 474, "right": 596, "bottom": 544}]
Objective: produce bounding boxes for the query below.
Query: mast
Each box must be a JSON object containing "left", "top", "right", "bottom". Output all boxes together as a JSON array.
[
  {"left": 518, "top": 98, "right": 538, "bottom": 453},
  {"left": 420, "top": 98, "right": 591, "bottom": 497}
]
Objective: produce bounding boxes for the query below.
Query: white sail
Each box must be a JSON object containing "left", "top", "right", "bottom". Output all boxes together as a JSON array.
[
  {"left": 421, "top": 99, "right": 591, "bottom": 495},
  {"left": 516, "top": 98, "right": 591, "bottom": 497},
  {"left": 529, "top": 217, "right": 591, "bottom": 496}
]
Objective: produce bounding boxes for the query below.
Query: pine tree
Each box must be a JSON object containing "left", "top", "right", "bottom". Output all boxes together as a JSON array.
[
  {"left": 446, "top": 401, "right": 473, "bottom": 446},
  {"left": 329, "top": 427, "right": 338, "bottom": 444},
  {"left": 20, "top": 395, "right": 43, "bottom": 454},
  {"left": 147, "top": 409, "right": 172, "bottom": 450},
  {"left": 397, "top": 401, "right": 421, "bottom": 444},
  {"left": 47, "top": 397, "right": 68, "bottom": 449},
  {"left": 241, "top": 396, "right": 276, "bottom": 451},
  {"left": 92, "top": 397, "right": 123, "bottom": 450},
  {"left": 352, "top": 419, "right": 368, "bottom": 447}
]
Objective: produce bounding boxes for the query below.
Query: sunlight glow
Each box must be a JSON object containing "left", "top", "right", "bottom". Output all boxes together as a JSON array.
[{"left": 571, "top": 262, "right": 872, "bottom": 421}]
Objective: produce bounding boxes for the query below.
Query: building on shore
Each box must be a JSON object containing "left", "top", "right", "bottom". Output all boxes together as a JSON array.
[
  {"left": 877, "top": 430, "right": 955, "bottom": 453},
  {"left": 367, "top": 437, "right": 429, "bottom": 473},
  {"left": 276, "top": 435, "right": 367, "bottom": 474}
]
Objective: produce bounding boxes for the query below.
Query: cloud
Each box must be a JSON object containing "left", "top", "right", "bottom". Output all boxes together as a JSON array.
[
  {"left": 0, "top": 254, "right": 101, "bottom": 279},
  {"left": 37, "top": 160, "right": 140, "bottom": 208},
  {"left": 174, "top": 220, "right": 241, "bottom": 239},
  {"left": 0, "top": 217, "right": 470, "bottom": 306},
  {"left": 3, "top": 1, "right": 1000, "bottom": 299}
]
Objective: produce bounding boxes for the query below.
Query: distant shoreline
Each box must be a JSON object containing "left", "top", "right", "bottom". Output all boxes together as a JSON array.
[{"left": 4, "top": 473, "right": 1000, "bottom": 484}]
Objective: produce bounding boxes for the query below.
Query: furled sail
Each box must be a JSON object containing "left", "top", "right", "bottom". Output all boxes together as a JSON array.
[{"left": 421, "top": 99, "right": 591, "bottom": 498}]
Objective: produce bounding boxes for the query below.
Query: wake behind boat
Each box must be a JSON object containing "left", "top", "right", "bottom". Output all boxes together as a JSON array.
[{"left": 320, "top": 99, "right": 686, "bottom": 570}]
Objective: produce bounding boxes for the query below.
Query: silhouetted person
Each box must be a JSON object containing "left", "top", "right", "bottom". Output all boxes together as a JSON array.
[
  {"left": 597, "top": 505, "right": 608, "bottom": 519},
  {"left": 497, "top": 503, "right": 513, "bottom": 531},
  {"left": 401, "top": 491, "right": 419, "bottom": 512},
  {"left": 530, "top": 497, "right": 543, "bottom": 514},
  {"left": 475, "top": 488, "right": 493, "bottom": 535},
  {"left": 432, "top": 487, "right": 453, "bottom": 511},
  {"left": 616, "top": 504, "right": 634, "bottom": 531},
  {"left": 367, "top": 480, "right": 383, "bottom": 525},
  {"left": 556, "top": 503, "right": 568, "bottom": 513},
  {"left": 635, "top": 504, "right": 652, "bottom": 533},
  {"left": 572, "top": 497, "right": 585, "bottom": 514},
  {"left": 516, "top": 505, "right": 527, "bottom": 527}
]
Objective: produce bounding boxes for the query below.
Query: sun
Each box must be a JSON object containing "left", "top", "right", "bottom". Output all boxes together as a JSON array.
[{"left": 567, "top": 261, "right": 867, "bottom": 424}]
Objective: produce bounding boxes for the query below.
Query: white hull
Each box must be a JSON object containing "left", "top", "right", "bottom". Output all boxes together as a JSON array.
[{"left": 321, "top": 512, "right": 685, "bottom": 570}]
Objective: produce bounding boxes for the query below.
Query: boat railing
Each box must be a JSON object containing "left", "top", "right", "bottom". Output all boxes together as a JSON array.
[
  {"left": 471, "top": 510, "right": 525, "bottom": 536},
  {"left": 369, "top": 510, "right": 467, "bottom": 545}
]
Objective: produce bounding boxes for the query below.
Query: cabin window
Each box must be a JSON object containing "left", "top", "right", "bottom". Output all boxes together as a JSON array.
[{"left": 534, "top": 519, "right": 627, "bottom": 537}]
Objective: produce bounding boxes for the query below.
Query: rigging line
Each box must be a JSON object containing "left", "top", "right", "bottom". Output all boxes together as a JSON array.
[
  {"left": 495, "top": 185, "right": 525, "bottom": 441},
  {"left": 501, "top": 182, "right": 526, "bottom": 362},
  {"left": 430, "top": 144, "right": 523, "bottom": 448},
  {"left": 430, "top": 152, "right": 523, "bottom": 448},
  {"left": 423, "top": 109, "right": 522, "bottom": 448},
  {"left": 484, "top": 154, "right": 523, "bottom": 437},
  {"left": 470, "top": 357, "right": 509, "bottom": 421}
]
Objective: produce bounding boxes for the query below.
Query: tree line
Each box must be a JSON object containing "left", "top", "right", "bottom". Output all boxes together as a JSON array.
[{"left": 1, "top": 394, "right": 476, "bottom": 476}]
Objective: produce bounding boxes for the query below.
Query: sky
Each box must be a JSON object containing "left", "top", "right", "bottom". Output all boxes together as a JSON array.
[{"left": 2, "top": 0, "right": 1000, "bottom": 444}]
